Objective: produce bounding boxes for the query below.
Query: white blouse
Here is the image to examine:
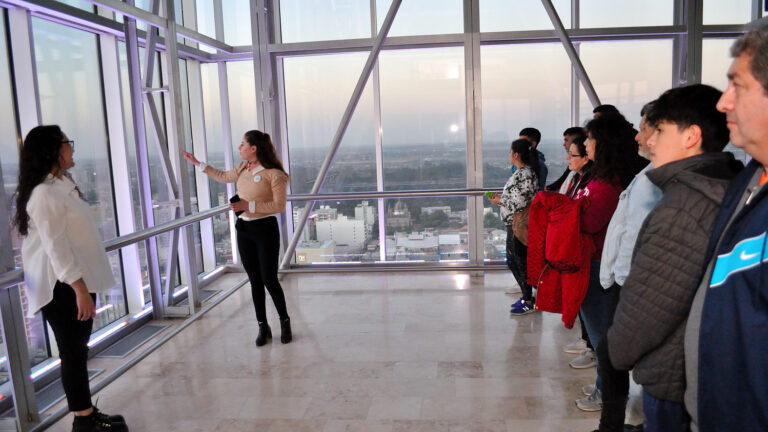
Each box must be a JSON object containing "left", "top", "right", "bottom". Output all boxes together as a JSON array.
[{"left": 22, "top": 174, "right": 116, "bottom": 316}]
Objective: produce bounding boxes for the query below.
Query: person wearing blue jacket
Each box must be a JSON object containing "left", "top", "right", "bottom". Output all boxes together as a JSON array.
[{"left": 684, "top": 20, "right": 768, "bottom": 432}]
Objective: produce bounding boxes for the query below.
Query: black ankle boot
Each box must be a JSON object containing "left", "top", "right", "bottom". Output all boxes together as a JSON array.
[
  {"left": 280, "top": 317, "right": 292, "bottom": 344},
  {"left": 255, "top": 322, "right": 272, "bottom": 346}
]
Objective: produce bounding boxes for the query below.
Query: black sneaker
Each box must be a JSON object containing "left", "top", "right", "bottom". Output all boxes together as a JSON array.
[
  {"left": 93, "top": 408, "right": 125, "bottom": 425},
  {"left": 72, "top": 410, "right": 129, "bottom": 432}
]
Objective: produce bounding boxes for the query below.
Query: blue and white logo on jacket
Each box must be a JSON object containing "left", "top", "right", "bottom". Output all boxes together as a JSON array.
[{"left": 710, "top": 232, "right": 767, "bottom": 288}]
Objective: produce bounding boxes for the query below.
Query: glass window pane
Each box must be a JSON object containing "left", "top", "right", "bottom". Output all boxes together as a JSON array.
[
  {"left": 200, "top": 64, "right": 234, "bottom": 266},
  {"left": 481, "top": 43, "right": 571, "bottom": 189},
  {"left": 702, "top": 38, "right": 736, "bottom": 91},
  {"left": 704, "top": 0, "right": 751, "bottom": 25},
  {"left": 32, "top": 18, "right": 128, "bottom": 327},
  {"left": 376, "top": 0, "right": 463, "bottom": 36},
  {"left": 196, "top": 0, "right": 216, "bottom": 53},
  {"left": 580, "top": 0, "right": 673, "bottom": 27},
  {"left": 226, "top": 61, "right": 258, "bottom": 164},
  {"left": 480, "top": 0, "right": 571, "bottom": 32},
  {"left": 280, "top": 0, "right": 371, "bottom": 43},
  {"left": 282, "top": 53, "right": 376, "bottom": 194},
  {"left": 384, "top": 197, "right": 468, "bottom": 263},
  {"left": 578, "top": 40, "right": 673, "bottom": 125},
  {"left": 223, "top": 0, "right": 252, "bottom": 46},
  {"left": 292, "top": 200, "right": 380, "bottom": 264},
  {"left": 56, "top": 0, "right": 94, "bottom": 12},
  {"left": 379, "top": 47, "right": 466, "bottom": 191}
]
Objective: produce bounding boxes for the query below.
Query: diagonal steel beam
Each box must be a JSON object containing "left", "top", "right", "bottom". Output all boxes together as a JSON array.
[
  {"left": 279, "top": 0, "right": 403, "bottom": 270},
  {"left": 540, "top": 0, "right": 601, "bottom": 108},
  {"left": 142, "top": 0, "right": 161, "bottom": 89}
]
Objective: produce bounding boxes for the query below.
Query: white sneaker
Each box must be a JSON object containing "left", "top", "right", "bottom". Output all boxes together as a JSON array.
[
  {"left": 569, "top": 349, "right": 596, "bottom": 369},
  {"left": 581, "top": 383, "right": 595, "bottom": 396},
  {"left": 563, "top": 338, "right": 588, "bottom": 354},
  {"left": 575, "top": 388, "right": 602, "bottom": 412}
]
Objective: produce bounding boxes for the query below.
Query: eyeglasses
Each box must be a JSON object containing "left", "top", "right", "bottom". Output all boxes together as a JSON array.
[
  {"left": 62, "top": 140, "right": 74, "bottom": 149},
  {"left": 568, "top": 153, "right": 583, "bottom": 158}
]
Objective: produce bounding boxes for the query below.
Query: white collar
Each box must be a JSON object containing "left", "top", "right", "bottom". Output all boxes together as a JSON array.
[
  {"left": 250, "top": 164, "right": 265, "bottom": 174},
  {"left": 45, "top": 173, "right": 77, "bottom": 193}
]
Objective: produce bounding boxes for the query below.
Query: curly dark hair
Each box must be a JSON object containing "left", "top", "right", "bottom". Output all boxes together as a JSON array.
[
  {"left": 244, "top": 130, "right": 288, "bottom": 175},
  {"left": 584, "top": 112, "right": 645, "bottom": 189},
  {"left": 14, "top": 125, "right": 66, "bottom": 236}
]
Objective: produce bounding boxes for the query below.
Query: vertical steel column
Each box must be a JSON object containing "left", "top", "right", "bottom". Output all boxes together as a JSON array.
[
  {"left": 163, "top": 0, "right": 199, "bottom": 312},
  {"left": 541, "top": 0, "right": 600, "bottom": 108},
  {"left": 753, "top": 0, "right": 765, "bottom": 20},
  {"left": 279, "top": 0, "right": 402, "bottom": 270},
  {"left": 464, "top": 0, "right": 484, "bottom": 268},
  {"left": 682, "top": 0, "right": 703, "bottom": 85},
  {"left": 123, "top": 1, "right": 165, "bottom": 318},
  {"left": 213, "top": 0, "right": 238, "bottom": 264},
  {"left": 7, "top": 7, "right": 41, "bottom": 136},
  {"left": 570, "top": 0, "right": 580, "bottom": 126},
  {"left": 370, "top": 0, "right": 386, "bottom": 262}
]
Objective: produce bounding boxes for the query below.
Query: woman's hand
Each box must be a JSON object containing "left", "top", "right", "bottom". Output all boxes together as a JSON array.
[
  {"left": 71, "top": 279, "right": 96, "bottom": 321},
  {"left": 181, "top": 150, "right": 200, "bottom": 166},
  {"left": 489, "top": 193, "right": 501, "bottom": 205},
  {"left": 230, "top": 200, "right": 250, "bottom": 213}
]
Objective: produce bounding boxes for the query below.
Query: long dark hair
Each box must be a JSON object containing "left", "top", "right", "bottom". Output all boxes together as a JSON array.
[
  {"left": 511, "top": 138, "right": 540, "bottom": 179},
  {"left": 244, "top": 130, "right": 287, "bottom": 174},
  {"left": 584, "top": 113, "right": 644, "bottom": 189},
  {"left": 14, "top": 125, "right": 66, "bottom": 236}
]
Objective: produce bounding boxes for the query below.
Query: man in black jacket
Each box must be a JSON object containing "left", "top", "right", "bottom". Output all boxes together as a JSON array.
[{"left": 595, "top": 84, "right": 743, "bottom": 432}]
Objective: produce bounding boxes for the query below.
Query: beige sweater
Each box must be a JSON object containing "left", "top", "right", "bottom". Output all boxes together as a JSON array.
[{"left": 203, "top": 162, "right": 289, "bottom": 219}]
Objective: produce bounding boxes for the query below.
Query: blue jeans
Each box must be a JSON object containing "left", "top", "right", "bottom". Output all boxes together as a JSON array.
[
  {"left": 643, "top": 391, "right": 690, "bottom": 432},
  {"left": 579, "top": 260, "right": 618, "bottom": 391}
]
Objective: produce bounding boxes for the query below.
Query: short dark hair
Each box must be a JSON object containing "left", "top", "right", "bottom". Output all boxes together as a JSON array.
[
  {"left": 519, "top": 127, "right": 541, "bottom": 144},
  {"left": 563, "top": 126, "right": 586, "bottom": 140},
  {"left": 730, "top": 19, "right": 768, "bottom": 93},
  {"left": 593, "top": 104, "right": 618, "bottom": 114},
  {"left": 645, "top": 84, "right": 729, "bottom": 153},
  {"left": 640, "top": 100, "right": 655, "bottom": 118}
]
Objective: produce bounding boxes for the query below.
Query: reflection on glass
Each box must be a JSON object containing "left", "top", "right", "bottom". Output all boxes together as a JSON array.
[
  {"left": 280, "top": 0, "right": 370, "bottom": 43},
  {"left": 56, "top": 0, "right": 94, "bottom": 12},
  {"left": 292, "top": 200, "right": 380, "bottom": 264},
  {"left": 702, "top": 38, "right": 737, "bottom": 91},
  {"left": 481, "top": 43, "right": 571, "bottom": 188},
  {"left": 480, "top": 0, "right": 571, "bottom": 32},
  {"left": 201, "top": 64, "right": 233, "bottom": 265},
  {"left": 223, "top": 0, "right": 251, "bottom": 45},
  {"left": 226, "top": 61, "right": 258, "bottom": 166},
  {"left": 379, "top": 47, "right": 466, "bottom": 191},
  {"left": 384, "top": 197, "right": 468, "bottom": 263},
  {"left": 376, "top": 0, "right": 462, "bottom": 36},
  {"left": 703, "top": 0, "right": 751, "bottom": 25},
  {"left": 580, "top": 0, "right": 672, "bottom": 27},
  {"left": 578, "top": 40, "right": 673, "bottom": 125},
  {"left": 282, "top": 53, "right": 376, "bottom": 194}
]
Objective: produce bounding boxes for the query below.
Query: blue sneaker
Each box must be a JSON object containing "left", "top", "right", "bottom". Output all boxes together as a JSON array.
[
  {"left": 510, "top": 296, "right": 524, "bottom": 310},
  {"left": 510, "top": 300, "right": 536, "bottom": 315}
]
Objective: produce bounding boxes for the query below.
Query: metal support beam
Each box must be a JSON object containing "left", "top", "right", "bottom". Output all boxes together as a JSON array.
[
  {"left": 7, "top": 7, "right": 41, "bottom": 136},
  {"left": 0, "top": 286, "right": 39, "bottom": 431},
  {"left": 370, "top": 0, "right": 387, "bottom": 263},
  {"left": 464, "top": 0, "right": 484, "bottom": 267},
  {"left": 540, "top": 0, "right": 601, "bottom": 108},
  {"left": 279, "top": 0, "right": 403, "bottom": 270},
  {"left": 123, "top": 1, "right": 165, "bottom": 318}
]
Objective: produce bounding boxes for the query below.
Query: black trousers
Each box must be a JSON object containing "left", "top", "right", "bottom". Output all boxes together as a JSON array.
[
  {"left": 506, "top": 227, "right": 532, "bottom": 301},
  {"left": 236, "top": 217, "right": 289, "bottom": 323},
  {"left": 41, "top": 281, "right": 95, "bottom": 412},
  {"left": 596, "top": 283, "right": 630, "bottom": 431}
]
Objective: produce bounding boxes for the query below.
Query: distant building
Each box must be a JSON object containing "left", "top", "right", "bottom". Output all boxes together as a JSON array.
[
  {"left": 420, "top": 206, "right": 451, "bottom": 216},
  {"left": 355, "top": 201, "right": 376, "bottom": 240},
  {"left": 316, "top": 216, "right": 366, "bottom": 251},
  {"left": 296, "top": 240, "right": 336, "bottom": 264},
  {"left": 387, "top": 199, "right": 411, "bottom": 229}
]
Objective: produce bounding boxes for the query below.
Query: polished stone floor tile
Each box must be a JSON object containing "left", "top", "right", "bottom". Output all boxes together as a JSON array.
[{"left": 43, "top": 271, "right": 630, "bottom": 431}]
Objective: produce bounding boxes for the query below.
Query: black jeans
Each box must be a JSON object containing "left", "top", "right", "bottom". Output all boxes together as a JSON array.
[
  {"left": 41, "top": 281, "right": 96, "bottom": 412},
  {"left": 506, "top": 227, "right": 532, "bottom": 301},
  {"left": 236, "top": 217, "right": 289, "bottom": 323},
  {"left": 596, "top": 283, "right": 629, "bottom": 431}
]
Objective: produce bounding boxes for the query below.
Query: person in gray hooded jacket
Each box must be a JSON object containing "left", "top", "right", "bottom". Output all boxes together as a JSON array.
[{"left": 601, "top": 84, "right": 743, "bottom": 432}]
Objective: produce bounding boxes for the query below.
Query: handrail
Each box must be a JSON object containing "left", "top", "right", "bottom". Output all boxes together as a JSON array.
[{"left": 1, "top": 187, "right": 496, "bottom": 290}]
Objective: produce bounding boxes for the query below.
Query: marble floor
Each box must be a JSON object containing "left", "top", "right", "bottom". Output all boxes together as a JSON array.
[{"left": 45, "top": 270, "right": 642, "bottom": 431}]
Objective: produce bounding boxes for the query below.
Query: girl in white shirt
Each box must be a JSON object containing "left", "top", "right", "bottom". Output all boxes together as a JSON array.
[{"left": 14, "top": 125, "right": 127, "bottom": 432}]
